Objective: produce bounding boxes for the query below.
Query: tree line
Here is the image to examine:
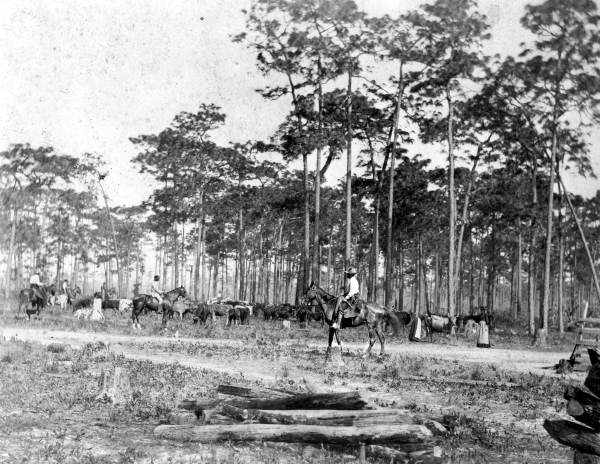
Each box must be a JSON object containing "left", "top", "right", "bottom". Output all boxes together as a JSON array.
[{"left": 2, "top": 0, "right": 600, "bottom": 341}]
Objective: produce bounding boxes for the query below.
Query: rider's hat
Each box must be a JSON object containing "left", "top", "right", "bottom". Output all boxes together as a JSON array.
[
  {"left": 344, "top": 267, "right": 357, "bottom": 276},
  {"left": 153, "top": 275, "right": 160, "bottom": 281}
]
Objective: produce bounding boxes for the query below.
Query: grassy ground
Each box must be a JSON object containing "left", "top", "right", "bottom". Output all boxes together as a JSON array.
[{"left": 0, "top": 302, "right": 582, "bottom": 463}]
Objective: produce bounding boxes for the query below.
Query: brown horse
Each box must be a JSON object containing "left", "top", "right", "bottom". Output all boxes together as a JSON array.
[
  {"left": 131, "top": 286, "right": 187, "bottom": 330},
  {"left": 305, "top": 282, "right": 400, "bottom": 358}
]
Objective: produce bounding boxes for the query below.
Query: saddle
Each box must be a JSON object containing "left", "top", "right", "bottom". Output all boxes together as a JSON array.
[{"left": 341, "top": 296, "right": 363, "bottom": 319}]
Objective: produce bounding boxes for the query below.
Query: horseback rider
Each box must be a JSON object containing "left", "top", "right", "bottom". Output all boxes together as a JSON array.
[
  {"left": 331, "top": 267, "right": 359, "bottom": 330},
  {"left": 151, "top": 275, "right": 164, "bottom": 311},
  {"left": 29, "top": 270, "right": 46, "bottom": 303}
]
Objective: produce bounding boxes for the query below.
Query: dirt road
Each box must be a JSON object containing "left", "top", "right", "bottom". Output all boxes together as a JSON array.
[{"left": 0, "top": 326, "right": 576, "bottom": 378}]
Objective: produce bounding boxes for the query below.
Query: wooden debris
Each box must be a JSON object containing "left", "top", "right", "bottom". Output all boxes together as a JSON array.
[
  {"left": 543, "top": 419, "right": 600, "bottom": 456},
  {"left": 180, "top": 390, "right": 368, "bottom": 413},
  {"left": 154, "top": 423, "right": 433, "bottom": 445},
  {"left": 565, "top": 386, "right": 600, "bottom": 432},
  {"left": 585, "top": 364, "right": 600, "bottom": 398}
]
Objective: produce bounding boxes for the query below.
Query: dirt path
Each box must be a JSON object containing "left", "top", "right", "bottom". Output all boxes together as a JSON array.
[{"left": 1, "top": 326, "right": 575, "bottom": 378}]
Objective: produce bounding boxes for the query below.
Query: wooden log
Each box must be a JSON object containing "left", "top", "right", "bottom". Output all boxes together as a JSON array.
[
  {"left": 543, "top": 419, "right": 600, "bottom": 456},
  {"left": 217, "top": 384, "right": 293, "bottom": 398},
  {"left": 154, "top": 423, "right": 433, "bottom": 445},
  {"left": 181, "top": 391, "right": 368, "bottom": 412},
  {"left": 580, "top": 319, "right": 600, "bottom": 325},
  {"left": 251, "top": 408, "right": 419, "bottom": 426},
  {"left": 586, "top": 365, "right": 600, "bottom": 398},
  {"left": 565, "top": 386, "right": 600, "bottom": 431}
]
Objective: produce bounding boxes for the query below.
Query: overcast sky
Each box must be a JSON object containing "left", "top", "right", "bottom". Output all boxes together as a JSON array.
[{"left": 1, "top": 0, "right": 599, "bottom": 207}]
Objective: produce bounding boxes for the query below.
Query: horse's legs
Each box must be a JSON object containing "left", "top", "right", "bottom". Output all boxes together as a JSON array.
[
  {"left": 334, "top": 329, "right": 343, "bottom": 353},
  {"left": 327, "top": 327, "right": 335, "bottom": 348},
  {"left": 375, "top": 324, "right": 386, "bottom": 356},
  {"left": 363, "top": 324, "right": 376, "bottom": 358}
]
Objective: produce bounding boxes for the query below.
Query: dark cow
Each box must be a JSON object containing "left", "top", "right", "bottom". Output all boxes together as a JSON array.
[
  {"left": 456, "top": 306, "right": 494, "bottom": 331},
  {"left": 192, "top": 303, "right": 212, "bottom": 325}
]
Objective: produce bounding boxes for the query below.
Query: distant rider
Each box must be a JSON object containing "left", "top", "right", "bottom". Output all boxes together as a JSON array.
[
  {"left": 151, "top": 275, "right": 164, "bottom": 311},
  {"left": 29, "top": 270, "right": 46, "bottom": 303},
  {"left": 331, "top": 267, "right": 360, "bottom": 330}
]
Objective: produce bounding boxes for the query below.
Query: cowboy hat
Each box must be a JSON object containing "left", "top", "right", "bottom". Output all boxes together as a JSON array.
[{"left": 344, "top": 267, "right": 357, "bottom": 275}]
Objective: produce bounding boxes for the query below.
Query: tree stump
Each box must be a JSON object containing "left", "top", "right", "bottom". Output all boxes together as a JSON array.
[
  {"left": 325, "top": 346, "right": 345, "bottom": 367},
  {"left": 96, "top": 367, "right": 132, "bottom": 405},
  {"left": 533, "top": 328, "right": 547, "bottom": 347}
]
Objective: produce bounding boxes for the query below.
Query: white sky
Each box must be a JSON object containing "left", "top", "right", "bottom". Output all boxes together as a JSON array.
[{"left": 1, "top": 0, "right": 599, "bottom": 207}]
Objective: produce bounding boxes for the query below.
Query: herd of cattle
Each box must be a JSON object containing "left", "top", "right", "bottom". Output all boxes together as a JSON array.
[{"left": 65, "top": 294, "right": 494, "bottom": 340}]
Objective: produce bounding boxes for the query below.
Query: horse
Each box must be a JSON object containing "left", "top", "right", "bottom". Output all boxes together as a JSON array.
[
  {"left": 17, "top": 287, "right": 46, "bottom": 320},
  {"left": 130, "top": 286, "right": 187, "bottom": 330},
  {"left": 305, "top": 282, "right": 401, "bottom": 358}
]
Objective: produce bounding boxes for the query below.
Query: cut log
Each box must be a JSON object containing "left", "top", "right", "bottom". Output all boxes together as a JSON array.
[
  {"left": 217, "top": 384, "right": 294, "bottom": 398},
  {"left": 180, "top": 391, "right": 368, "bottom": 413},
  {"left": 154, "top": 423, "right": 433, "bottom": 445},
  {"left": 586, "top": 365, "right": 600, "bottom": 398},
  {"left": 565, "top": 386, "right": 600, "bottom": 431},
  {"left": 544, "top": 419, "right": 600, "bottom": 456},
  {"left": 249, "top": 408, "right": 419, "bottom": 426}
]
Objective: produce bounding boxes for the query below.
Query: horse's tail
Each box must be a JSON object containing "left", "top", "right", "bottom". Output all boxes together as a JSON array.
[{"left": 386, "top": 310, "right": 402, "bottom": 336}]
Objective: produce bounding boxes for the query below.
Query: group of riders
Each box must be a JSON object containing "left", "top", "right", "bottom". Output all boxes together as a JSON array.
[
  {"left": 28, "top": 271, "right": 76, "bottom": 306},
  {"left": 25, "top": 264, "right": 362, "bottom": 326}
]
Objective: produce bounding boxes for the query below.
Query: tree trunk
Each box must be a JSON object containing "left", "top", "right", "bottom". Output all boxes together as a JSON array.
[
  {"left": 312, "top": 59, "right": 323, "bottom": 284},
  {"left": 345, "top": 69, "right": 353, "bottom": 267},
  {"left": 385, "top": 60, "right": 404, "bottom": 307},
  {"left": 4, "top": 208, "right": 17, "bottom": 299},
  {"left": 529, "top": 163, "right": 538, "bottom": 335},
  {"left": 517, "top": 222, "right": 523, "bottom": 315},
  {"left": 446, "top": 85, "right": 456, "bottom": 318}
]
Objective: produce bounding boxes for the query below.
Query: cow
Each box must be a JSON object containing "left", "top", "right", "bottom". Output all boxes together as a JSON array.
[
  {"left": 421, "top": 310, "right": 457, "bottom": 342},
  {"left": 456, "top": 306, "right": 494, "bottom": 331}
]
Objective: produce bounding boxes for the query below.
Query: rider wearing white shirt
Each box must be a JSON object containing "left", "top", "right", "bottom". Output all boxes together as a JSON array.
[
  {"left": 332, "top": 267, "right": 359, "bottom": 330},
  {"left": 151, "top": 275, "right": 163, "bottom": 310},
  {"left": 29, "top": 271, "right": 45, "bottom": 302}
]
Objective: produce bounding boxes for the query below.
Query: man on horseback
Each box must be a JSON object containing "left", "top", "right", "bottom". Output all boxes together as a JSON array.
[
  {"left": 150, "top": 275, "right": 164, "bottom": 312},
  {"left": 29, "top": 270, "right": 46, "bottom": 304},
  {"left": 331, "top": 267, "right": 359, "bottom": 330}
]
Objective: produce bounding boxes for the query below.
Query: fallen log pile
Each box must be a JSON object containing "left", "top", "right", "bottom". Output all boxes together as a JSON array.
[
  {"left": 156, "top": 384, "right": 447, "bottom": 463},
  {"left": 545, "top": 349, "right": 600, "bottom": 463}
]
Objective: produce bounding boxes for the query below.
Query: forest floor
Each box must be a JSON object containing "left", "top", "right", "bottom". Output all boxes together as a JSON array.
[{"left": 0, "top": 304, "right": 587, "bottom": 463}]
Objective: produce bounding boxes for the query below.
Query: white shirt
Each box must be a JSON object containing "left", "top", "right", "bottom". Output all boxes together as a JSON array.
[
  {"left": 345, "top": 276, "right": 359, "bottom": 298},
  {"left": 30, "top": 274, "right": 40, "bottom": 286}
]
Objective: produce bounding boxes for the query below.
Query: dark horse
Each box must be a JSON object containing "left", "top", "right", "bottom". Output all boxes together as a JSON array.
[
  {"left": 305, "top": 282, "right": 400, "bottom": 358},
  {"left": 131, "top": 286, "right": 187, "bottom": 330},
  {"left": 18, "top": 284, "right": 53, "bottom": 319}
]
